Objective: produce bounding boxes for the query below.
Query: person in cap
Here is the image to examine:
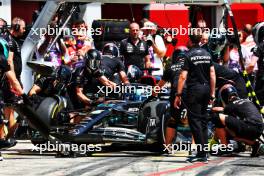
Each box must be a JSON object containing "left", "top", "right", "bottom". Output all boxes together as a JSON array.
[{"left": 141, "top": 20, "right": 166, "bottom": 78}]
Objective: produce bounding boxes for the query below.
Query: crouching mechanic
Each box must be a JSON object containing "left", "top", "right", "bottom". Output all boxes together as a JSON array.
[
  {"left": 101, "top": 43, "right": 129, "bottom": 85},
  {"left": 0, "top": 38, "right": 23, "bottom": 160},
  {"left": 68, "top": 49, "right": 116, "bottom": 109},
  {"left": 28, "top": 65, "right": 73, "bottom": 109},
  {"left": 154, "top": 46, "right": 188, "bottom": 146},
  {"left": 212, "top": 84, "right": 264, "bottom": 157}
]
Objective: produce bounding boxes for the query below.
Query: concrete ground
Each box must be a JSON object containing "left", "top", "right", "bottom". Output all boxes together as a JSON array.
[{"left": 0, "top": 140, "right": 263, "bottom": 176}]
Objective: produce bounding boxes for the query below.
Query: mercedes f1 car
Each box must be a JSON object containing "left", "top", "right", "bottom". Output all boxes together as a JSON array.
[{"left": 15, "top": 84, "right": 171, "bottom": 153}]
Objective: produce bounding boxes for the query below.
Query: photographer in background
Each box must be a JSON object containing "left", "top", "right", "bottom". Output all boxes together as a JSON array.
[{"left": 141, "top": 21, "right": 166, "bottom": 79}]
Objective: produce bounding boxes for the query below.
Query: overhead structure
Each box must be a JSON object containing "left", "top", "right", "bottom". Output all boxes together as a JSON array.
[{"left": 20, "top": 0, "right": 264, "bottom": 5}]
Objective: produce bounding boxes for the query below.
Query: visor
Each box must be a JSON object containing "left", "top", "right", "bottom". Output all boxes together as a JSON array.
[{"left": 88, "top": 59, "right": 101, "bottom": 71}]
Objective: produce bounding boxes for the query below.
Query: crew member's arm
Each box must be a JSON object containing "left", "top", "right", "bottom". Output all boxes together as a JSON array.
[
  {"left": 145, "top": 54, "right": 151, "bottom": 68},
  {"left": 77, "top": 38, "right": 93, "bottom": 57},
  {"left": 119, "top": 71, "right": 130, "bottom": 85},
  {"left": 246, "top": 55, "right": 258, "bottom": 74},
  {"left": 7, "top": 51, "right": 15, "bottom": 73},
  {"left": 76, "top": 87, "right": 92, "bottom": 105},
  {"left": 116, "top": 60, "right": 130, "bottom": 84},
  {"left": 174, "top": 70, "right": 188, "bottom": 109},
  {"left": 222, "top": 45, "right": 230, "bottom": 65},
  {"left": 212, "top": 106, "right": 224, "bottom": 112},
  {"left": 153, "top": 66, "right": 170, "bottom": 96},
  {"left": 98, "top": 76, "right": 116, "bottom": 88},
  {"left": 6, "top": 70, "right": 23, "bottom": 95},
  {"left": 6, "top": 36, "right": 16, "bottom": 73},
  {"left": 28, "top": 85, "right": 42, "bottom": 96},
  {"left": 28, "top": 77, "right": 47, "bottom": 96},
  {"left": 210, "top": 65, "right": 216, "bottom": 101},
  {"left": 177, "top": 70, "right": 187, "bottom": 95},
  {"left": 152, "top": 35, "right": 166, "bottom": 58},
  {"left": 174, "top": 54, "right": 189, "bottom": 109}
]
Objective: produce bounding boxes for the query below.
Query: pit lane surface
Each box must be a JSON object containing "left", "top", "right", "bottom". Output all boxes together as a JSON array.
[{"left": 1, "top": 140, "right": 264, "bottom": 176}]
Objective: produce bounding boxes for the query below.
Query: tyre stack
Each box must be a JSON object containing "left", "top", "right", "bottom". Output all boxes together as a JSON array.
[{"left": 92, "top": 19, "right": 130, "bottom": 51}]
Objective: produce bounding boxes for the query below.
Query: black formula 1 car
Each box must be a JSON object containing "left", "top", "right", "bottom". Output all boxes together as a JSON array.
[{"left": 15, "top": 84, "right": 172, "bottom": 153}]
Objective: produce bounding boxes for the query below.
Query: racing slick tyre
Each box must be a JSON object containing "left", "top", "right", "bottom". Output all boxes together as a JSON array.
[
  {"left": 138, "top": 98, "right": 171, "bottom": 153},
  {"left": 92, "top": 19, "right": 129, "bottom": 50},
  {"left": 29, "top": 97, "right": 66, "bottom": 146}
]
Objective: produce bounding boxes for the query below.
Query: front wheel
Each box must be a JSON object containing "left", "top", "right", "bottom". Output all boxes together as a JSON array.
[
  {"left": 138, "top": 98, "right": 171, "bottom": 153},
  {"left": 148, "top": 103, "right": 171, "bottom": 153}
]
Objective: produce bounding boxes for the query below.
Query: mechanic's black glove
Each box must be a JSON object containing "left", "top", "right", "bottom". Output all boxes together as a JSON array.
[{"left": 22, "top": 94, "right": 33, "bottom": 106}]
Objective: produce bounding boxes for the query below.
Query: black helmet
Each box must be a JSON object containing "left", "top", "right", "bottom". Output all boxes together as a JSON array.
[
  {"left": 0, "top": 37, "right": 9, "bottom": 59},
  {"left": 172, "top": 46, "right": 188, "bottom": 64},
  {"left": 219, "top": 84, "right": 239, "bottom": 106},
  {"left": 102, "top": 43, "right": 119, "bottom": 58},
  {"left": 51, "top": 65, "right": 72, "bottom": 95},
  {"left": 54, "top": 65, "right": 72, "bottom": 84},
  {"left": 208, "top": 31, "right": 227, "bottom": 54},
  {"left": 252, "top": 22, "right": 264, "bottom": 50},
  {"left": 85, "top": 49, "right": 102, "bottom": 71}
]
